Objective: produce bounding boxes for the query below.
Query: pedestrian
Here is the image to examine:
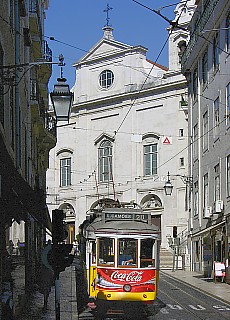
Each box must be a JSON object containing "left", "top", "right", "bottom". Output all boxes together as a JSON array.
[
  {"left": 16, "top": 239, "right": 20, "bottom": 255},
  {"left": 119, "top": 247, "right": 134, "bottom": 265},
  {"left": 39, "top": 240, "right": 54, "bottom": 310},
  {"left": 8, "top": 240, "right": 14, "bottom": 256},
  {"left": 72, "top": 239, "right": 79, "bottom": 256}
]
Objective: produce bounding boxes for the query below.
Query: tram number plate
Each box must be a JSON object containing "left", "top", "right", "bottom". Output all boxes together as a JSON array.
[
  {"left": 134, "top": 214, "right": 148, "bottom": 222},
  {"left": 105, "top": 213, "right": 148, "bottom": 223}
]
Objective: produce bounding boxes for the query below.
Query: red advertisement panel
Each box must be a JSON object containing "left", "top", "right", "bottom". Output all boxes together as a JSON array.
[{"left": 97, "top": 268, "right": 156, "bottom": 292}]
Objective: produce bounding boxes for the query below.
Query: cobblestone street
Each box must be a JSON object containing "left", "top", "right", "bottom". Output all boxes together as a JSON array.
[{"left": 14, "top": 257, "right": 84, "bottom": 320}]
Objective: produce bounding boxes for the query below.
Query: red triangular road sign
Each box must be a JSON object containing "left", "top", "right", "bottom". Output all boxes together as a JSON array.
[{"left": 163, "top": 137, "right": 171, "bottom": 144}]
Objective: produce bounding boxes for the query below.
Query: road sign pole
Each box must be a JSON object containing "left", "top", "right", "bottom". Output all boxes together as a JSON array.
[
  {"left": 172, "top": 245, "right": 176, "bottom": 272},
  {"left": 55, "top": 270, "right": 60, "bottom": 320}
]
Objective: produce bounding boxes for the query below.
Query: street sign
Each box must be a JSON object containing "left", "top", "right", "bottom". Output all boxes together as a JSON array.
[
  {"left": 162, "top": 136, "right": 172, "bottom": 145},
  {"left": 41, "top": 243, "right": 53, "bottom": 271}
]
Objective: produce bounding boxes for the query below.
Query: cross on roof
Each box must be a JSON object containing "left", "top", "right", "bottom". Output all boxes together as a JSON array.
[{"left": 104, "top": 3, "right": 113, "bottom": 26}]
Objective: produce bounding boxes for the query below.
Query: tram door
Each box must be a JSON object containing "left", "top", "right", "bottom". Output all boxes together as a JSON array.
[{"left": 89, "top": 241, "right": 97, "bottom": 298}]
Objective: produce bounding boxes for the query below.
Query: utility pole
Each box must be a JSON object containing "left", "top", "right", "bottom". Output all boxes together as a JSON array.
[{"left": 50, "top": 209, "right": 74, "bottom": 320}]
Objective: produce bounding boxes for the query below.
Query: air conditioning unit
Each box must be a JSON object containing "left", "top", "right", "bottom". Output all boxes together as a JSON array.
[
  {"left": 214, "top": 200, "right": 223, "bottom": 213},
  {"left": 203, "top": 206, "right": 212, "bottom": 218}
]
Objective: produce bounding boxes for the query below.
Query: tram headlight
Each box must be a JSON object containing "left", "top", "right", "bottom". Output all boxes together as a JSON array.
[{"left": 123, "top": 284, "right": 131, "bottom": 292}]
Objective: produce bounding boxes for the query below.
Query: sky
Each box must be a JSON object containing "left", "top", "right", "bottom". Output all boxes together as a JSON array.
[{"left": 44, "top": 0, "right": 180, "bottom": 92}]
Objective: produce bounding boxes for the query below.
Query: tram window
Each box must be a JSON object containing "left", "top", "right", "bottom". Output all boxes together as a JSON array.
[
  {"left": 140, "top": 239, "right": 155, "bottom": 268},
  {"left": 98, "top": 238, "right": 114, "bottom": 266},
  {"left": 118, "top": 239, "right": 137, "bottom": 266},
  {"left": 92, "top": 241, "right": 96, "bottom": 264}
]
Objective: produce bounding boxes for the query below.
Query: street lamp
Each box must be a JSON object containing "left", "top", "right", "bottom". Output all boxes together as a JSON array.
[
  {"left": 50, "top": 77, "right": 74, "bottom": 123},
  {"left": 0, "top": 54, "right": 73, "bottom": 123},
  {"left": 164, "top": 171, "right": 193, "bottom": 196},
  {"left": 164, "top": 172, "right": 174, "bottom": 196}
]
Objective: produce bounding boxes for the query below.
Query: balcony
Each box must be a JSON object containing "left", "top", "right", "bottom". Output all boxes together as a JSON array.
[
  {"left": 181, "top": 0, "right": 220, "bottom": 71},
  {"left": 29, "top": 0, "right": 42, "bottom": 36},
  {"left": 29, "top": 0, "right": 43, "bottom": 58},
  {"left": 37, "top": 41, "right": 53, "bottom": 87},
  {"left": 30, "top": 84, "right": 56, "bottom": 149}
]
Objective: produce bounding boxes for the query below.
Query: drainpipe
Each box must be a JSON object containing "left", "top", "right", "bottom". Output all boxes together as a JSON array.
[
  {"left": 15, "top": 0, "right": 21, "bottom": 169},
  {"left": 197, "top": 59, "right": 203, "bottom": 273}
]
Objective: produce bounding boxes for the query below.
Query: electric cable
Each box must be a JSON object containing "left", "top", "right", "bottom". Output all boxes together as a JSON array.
[
  {"left": 132, "top": 0, "right": 230, "bottom": 56},
  {"left": 44, "top": 36, "right": 88, "bottom": 53},
  {"left": 48, "top": 0, "right": 189, "bottom": 193},
  {"left": 113, "top": 0, "right": 190, "bottom": 136},
  {"left": 47, "top": 1, "right": 230, "bottom": 197}
]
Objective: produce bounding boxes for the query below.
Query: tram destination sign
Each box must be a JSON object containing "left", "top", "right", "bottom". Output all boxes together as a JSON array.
[{"left": 105, "top": 212, "right": 149, "bottom": 223}]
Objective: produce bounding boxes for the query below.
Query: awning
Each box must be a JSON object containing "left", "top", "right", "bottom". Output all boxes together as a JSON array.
[
  {"left": 0, "top": 136, "right": 51, "bottom": 230},
  {"left": 190, "top": 221, "right": 225, "bottom": 238}
]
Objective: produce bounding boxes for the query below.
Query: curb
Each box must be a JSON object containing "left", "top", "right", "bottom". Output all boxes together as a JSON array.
[
  {"left": 161, "top": 270, "right": 230, "bottom": 306},
  {"left": 71, "top": 266, "right": 79, "bottom": 319}
]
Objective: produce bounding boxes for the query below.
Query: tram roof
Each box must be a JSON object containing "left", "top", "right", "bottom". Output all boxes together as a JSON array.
[{"left": 85, "top": 208, "right": 160, "bottom": 239}]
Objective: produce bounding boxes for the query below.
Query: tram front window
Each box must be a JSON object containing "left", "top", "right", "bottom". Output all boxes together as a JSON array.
[
  {"left": 118, "top": 239, "right": 137, "bottom": 266},
  {"left": 98, "top": 237, "right": 114, "bottom": 266},
  {"left": 141, "top": 239, "right": 155, "bottom": 268}
]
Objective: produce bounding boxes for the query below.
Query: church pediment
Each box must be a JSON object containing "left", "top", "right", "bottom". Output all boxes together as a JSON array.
[{"left": 74, "top": 38, "right": 133, "bottom": 66}]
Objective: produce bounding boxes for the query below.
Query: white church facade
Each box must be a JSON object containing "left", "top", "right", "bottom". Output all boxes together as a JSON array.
[{"left": 46, "top": 2, "right": 196, "bottom": 253}]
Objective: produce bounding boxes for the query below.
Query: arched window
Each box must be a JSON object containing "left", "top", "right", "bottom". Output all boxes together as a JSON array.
[
  {"left": 98, "top": 140, "right": 112, "bottom": 182},
  {"left": 57, "top": 149, "right": 73, "bottom": 187},
  {"left": 60, "top": 158, "right": 71, "bottom": 187},
  {"left": 142, "top": 134, "right": 159, "bottom": 177},
  {"left": 144, "top": 144, "right": 157, "bottom": 176}
]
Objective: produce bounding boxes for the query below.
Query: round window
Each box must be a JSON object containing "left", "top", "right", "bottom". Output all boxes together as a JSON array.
[{"left": 99, "top": 70, "right": 114, "bottom": 89}]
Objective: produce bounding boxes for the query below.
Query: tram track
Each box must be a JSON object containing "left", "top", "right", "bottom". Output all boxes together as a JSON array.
[
  {"left": 158, "top": 271, "right": 230, "bottom": 320},
  {"left": 78, "top": 272, "right": 230, "bottom": 319}
]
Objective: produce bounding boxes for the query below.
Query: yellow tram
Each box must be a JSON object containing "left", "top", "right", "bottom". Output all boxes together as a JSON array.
[{"left": 82, "top": 205, "right": 161, "bottom": 316}]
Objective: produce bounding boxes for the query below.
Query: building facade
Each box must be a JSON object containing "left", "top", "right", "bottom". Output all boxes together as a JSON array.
[
  {"left": 47, "top": 2, "right": 196, "bottom": 259},
  {"left": 181, "top": 0, "right": 230, "bottom": 281},
  {"left": 0, "top": 0, "right": 55, "bottom": 317}
]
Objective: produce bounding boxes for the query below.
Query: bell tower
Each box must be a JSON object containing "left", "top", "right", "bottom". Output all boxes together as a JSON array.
[{"left": 168, "top": 0, "right": 196, "bottom": 71}]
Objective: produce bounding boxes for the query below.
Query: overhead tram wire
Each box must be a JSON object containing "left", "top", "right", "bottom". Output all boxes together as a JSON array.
[
  {"left": 47, "top": 112, "right": 229, "bottom": 195},
  {"left": 69, "top": 0, "right": 192, "bottom": 187},
  {"left": 47, "top": 1, "right": 196, "bottom": 192},
  {"left": 44, "top": 36, "right": 88, "bottom": 53},
  {"left": 133, "top": 0, "right": 229, "bottom": 56},
  {"left": 106, "top": 2, "right": 189, "bottom": 198},
  {"left": 157, "top": 113, "right": 230, "bottom": 172},
  {"left": 157, "top": 1, "right": 188, "bottom": 11},
  {"left": 113, "top": 35, "right": 170, "bottom": 137},
  {"left": 132, "top": 0, "right": 178, "bottom": 26},
  {"left": 48, "top": 0, "right": 229, "bottom": 189},
  {"left": 114, "top": 0, "right": 190, "bottom": 137}
]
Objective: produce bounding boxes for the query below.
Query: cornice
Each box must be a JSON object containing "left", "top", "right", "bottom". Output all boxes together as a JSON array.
[{"left": 72, "top": 78, "right": 187, "bottom": 112}]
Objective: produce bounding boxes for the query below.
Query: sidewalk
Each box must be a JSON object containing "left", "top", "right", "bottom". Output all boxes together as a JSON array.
[
  {"left": 15, "top": 264, "right": 78, "bottom": 320},
  {"left": 162, "top": 269, "right": 230, "bottom": 305}
]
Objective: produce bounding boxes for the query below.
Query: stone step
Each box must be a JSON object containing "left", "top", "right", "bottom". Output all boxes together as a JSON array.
[{"left": 160, "top": 247, "right": 173, "bottom": 270}]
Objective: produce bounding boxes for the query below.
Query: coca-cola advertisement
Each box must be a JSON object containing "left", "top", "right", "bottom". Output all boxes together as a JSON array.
[{"left": 97, "top": 268, "right": 156, "bottom": 292}]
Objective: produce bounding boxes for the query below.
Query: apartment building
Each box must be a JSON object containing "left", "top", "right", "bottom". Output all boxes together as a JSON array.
[
  {"left": 0, "top": 0, "right": 56, "bottom": 316},
  {"left": 181, "top": 0, "right": 230, "bottom": 281}
]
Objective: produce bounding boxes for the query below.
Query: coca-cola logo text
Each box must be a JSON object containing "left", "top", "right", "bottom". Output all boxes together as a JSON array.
[{"left": 111, "top": 271, "right": 143, "bottom": 283}]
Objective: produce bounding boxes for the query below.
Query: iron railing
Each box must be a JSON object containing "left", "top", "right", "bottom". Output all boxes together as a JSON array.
[{"left": 43, "top": 41, "right": 52, "bottom": 62}]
